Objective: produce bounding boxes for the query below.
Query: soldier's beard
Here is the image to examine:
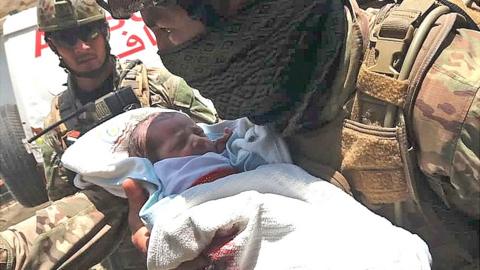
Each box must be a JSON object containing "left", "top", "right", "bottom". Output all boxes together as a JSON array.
[{"left": 159, "top": 0, "right": 345, "bottom": 133}]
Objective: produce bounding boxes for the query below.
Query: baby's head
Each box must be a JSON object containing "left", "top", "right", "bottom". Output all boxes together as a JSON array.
[{"left": 128, "top": 112, "right": 218, "bottom": 162}]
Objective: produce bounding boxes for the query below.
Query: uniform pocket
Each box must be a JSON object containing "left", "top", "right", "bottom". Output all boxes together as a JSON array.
[{"left": 341, "top": 119, "right": 408, "bottom": 204}]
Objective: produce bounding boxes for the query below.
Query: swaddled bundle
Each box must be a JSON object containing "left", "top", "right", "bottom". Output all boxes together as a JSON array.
[{"left": 61, "top": 108, "right": 431, "bottom": 270}]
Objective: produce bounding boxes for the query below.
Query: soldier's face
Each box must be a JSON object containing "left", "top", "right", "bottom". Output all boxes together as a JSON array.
[{"left": 52, "top": 32, "right": 107, "bottom": 74}]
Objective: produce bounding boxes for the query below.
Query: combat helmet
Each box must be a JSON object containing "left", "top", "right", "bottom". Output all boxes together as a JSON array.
[{"left": 38, "top": 0, "right": 106, "bottom": 32}]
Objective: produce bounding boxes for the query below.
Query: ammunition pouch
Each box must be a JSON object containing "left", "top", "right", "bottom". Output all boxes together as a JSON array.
[{"left": 340, "top": 119, "right": 409, "bottom": 204}]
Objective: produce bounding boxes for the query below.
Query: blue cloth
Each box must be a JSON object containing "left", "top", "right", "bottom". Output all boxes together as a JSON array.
[
  {"left": 140, "top": 152, "right": 232, "bottom": 228},
  {"left": 226, "top": 130, "right": 268, "bottom": 172}
]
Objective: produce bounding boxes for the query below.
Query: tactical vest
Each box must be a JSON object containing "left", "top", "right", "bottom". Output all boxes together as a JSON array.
[
  {"left": 41, "top": 60, "right": 148, "bottom": 150},
  {"left": 340, "top": 1, "right": 479, "bottom": 268},
  {"left": 341, "top": 0, "right": 480, "bottom": 207},
  {"left": 45, "top": 59, "right": 217, "bottom": 151},
  {"left": 57, "top": 60, "right": 149, "bottom": 132}
]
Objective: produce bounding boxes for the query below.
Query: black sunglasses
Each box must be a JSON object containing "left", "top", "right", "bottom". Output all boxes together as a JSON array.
[{"left": 47, "top": 23, "right": 107, "bottom": 48}]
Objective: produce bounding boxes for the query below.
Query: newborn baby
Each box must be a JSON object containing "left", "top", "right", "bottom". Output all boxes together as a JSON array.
[{"left": 127, "top": 111, "right": 291, "bottom": 197}]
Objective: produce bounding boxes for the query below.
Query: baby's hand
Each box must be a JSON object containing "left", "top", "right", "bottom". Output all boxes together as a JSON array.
[{"left": 214, "top": 128, "right": 233, "bottom": 153}]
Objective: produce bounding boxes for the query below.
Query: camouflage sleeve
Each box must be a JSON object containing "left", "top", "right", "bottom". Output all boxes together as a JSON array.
[
  {"left": 41, "top": 138, "right": 78, "bottom": 201},
  {"left": 450, "top": 92, "right": 480, "bottom": 218},
  {"left": 413, "top": 28, "right": 480, "bottom": 219},
  {"left": 146, "top": 66, "right": 219, "bottom": 124},
  {"left": 0, "top": 186, "right": 129, "bottom": 269}
]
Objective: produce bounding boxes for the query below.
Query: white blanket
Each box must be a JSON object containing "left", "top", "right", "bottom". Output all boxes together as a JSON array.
[{"left": 147, "top": 164, "right": 431, "bottom": 270}]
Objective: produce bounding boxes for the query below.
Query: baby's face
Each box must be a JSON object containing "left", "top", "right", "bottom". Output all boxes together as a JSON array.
[{"left": 147, "top": 114, "right": 217, "bottom": 160}]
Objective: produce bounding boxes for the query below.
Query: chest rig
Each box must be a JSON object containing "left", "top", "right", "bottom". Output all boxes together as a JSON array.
[
  {"left": 50, "top": 60, "right": 150, "bottom": 150},
  {"left": 341, "top": 0, "right": 479, "bottom": 207}
]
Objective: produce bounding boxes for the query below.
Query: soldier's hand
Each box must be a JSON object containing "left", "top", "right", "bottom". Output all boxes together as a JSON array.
[
  {"left": 122, "top": 178, "right": 150, "bottom": 255},
  {"left": 122, "top": 178, "right": 213, "bottom": 269}
]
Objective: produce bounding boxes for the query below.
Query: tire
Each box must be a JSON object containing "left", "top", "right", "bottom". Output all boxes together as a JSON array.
[{"left": 0, "top": 104, "right": 48, "bottom": 207}]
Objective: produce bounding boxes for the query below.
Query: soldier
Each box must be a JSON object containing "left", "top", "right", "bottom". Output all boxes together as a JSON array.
[
  {"left": 0, "top": 0, "right": 217, "bottom": 269},
  {"left": 99, "top": 0, "right": 480, "bottom": 269}
]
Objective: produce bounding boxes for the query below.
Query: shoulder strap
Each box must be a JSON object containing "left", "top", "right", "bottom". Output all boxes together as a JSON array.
[
  {"left": 441, "top": 0, "right": 480, "bottom": 27},
  {"left": 57, "top": 88, "right": 79, "bottom": 131},
  {"left": 118, "top": 59, "right": 151, "bottom": 107},
  {"left": 355, "top": 0, "right": 439, "bottom": 126},
  {"left": 43, "top": 94, "right": 70, "bottom": 153}
]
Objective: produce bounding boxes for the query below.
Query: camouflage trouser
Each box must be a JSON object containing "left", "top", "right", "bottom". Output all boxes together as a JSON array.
[{"left": 0, "top": 187, "right": 130, "bottom": 270}]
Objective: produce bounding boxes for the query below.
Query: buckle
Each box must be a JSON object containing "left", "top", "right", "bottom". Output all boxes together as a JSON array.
[{"left": 368, "top": 9, "right": 421, "bottom": 77}]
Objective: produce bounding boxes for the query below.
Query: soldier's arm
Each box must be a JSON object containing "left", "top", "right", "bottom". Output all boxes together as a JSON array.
[
  {"left": 439, "top": 92, "right": 479, "bottom": 219},
  {"left": 41, "top": 96, "right": 78, "bottom": 201},
  {"left": 146, "top": 66, "right": 219, "bottom": 124},
  {"left": 413, "top": 29, "right": 480, "bottom": 220},
  {"left": 415, "top": 91, "right": 480, "bottom": 220}
]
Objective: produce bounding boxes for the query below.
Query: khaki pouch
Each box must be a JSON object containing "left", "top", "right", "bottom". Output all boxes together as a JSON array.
[{"left": 340, "top": 119, "right": 408, "bottom": 204}]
